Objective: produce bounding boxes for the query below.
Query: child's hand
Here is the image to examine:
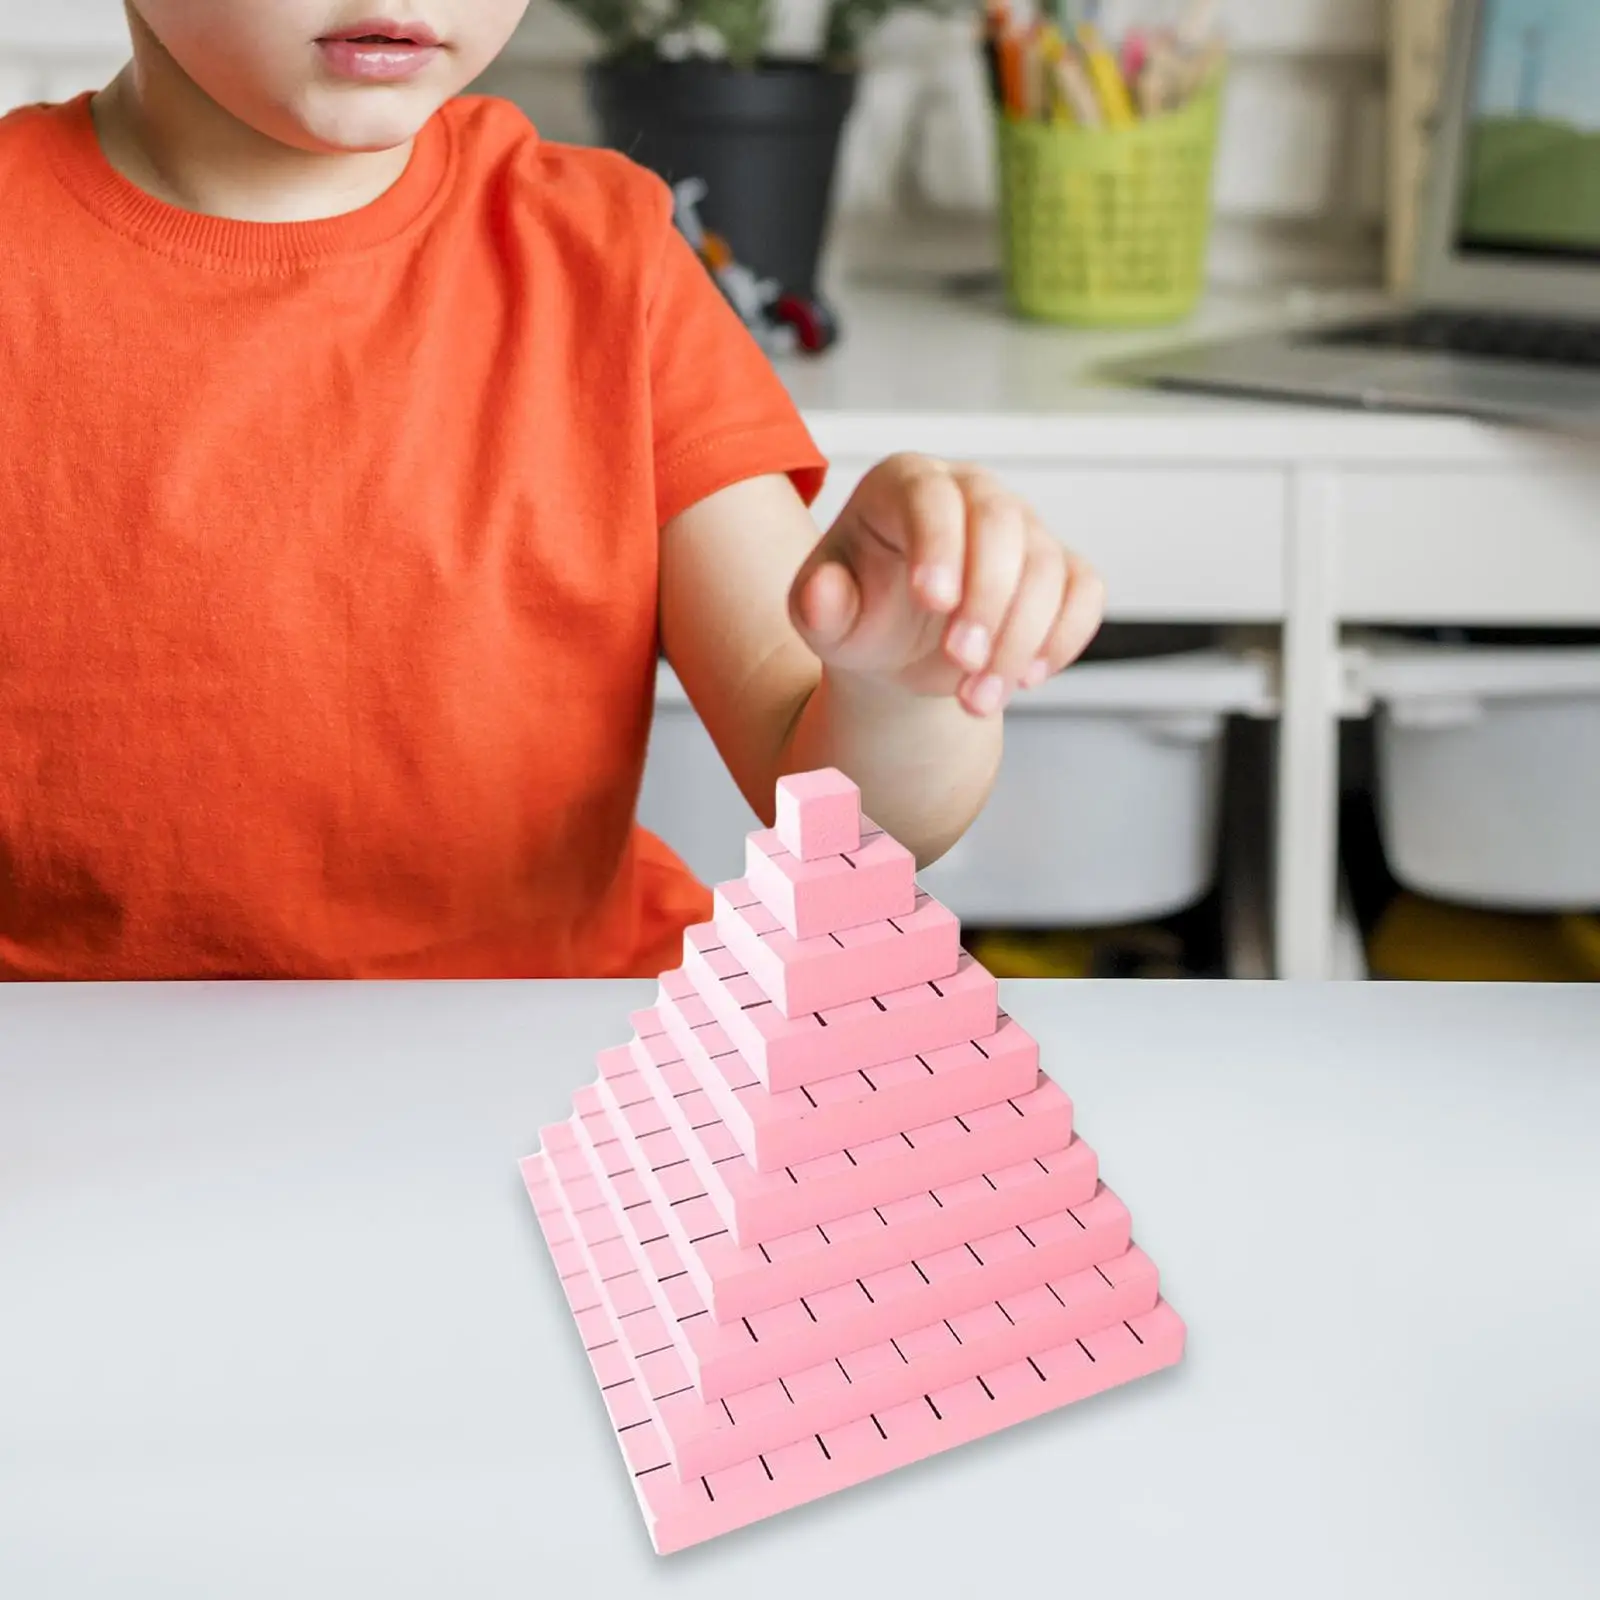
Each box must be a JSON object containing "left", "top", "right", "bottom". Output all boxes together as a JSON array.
[{"left": 787, "top": 454, "right": 1106, "bottom": 717}]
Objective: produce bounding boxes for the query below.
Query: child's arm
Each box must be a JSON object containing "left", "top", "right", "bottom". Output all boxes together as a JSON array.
[{"left": 660, "top": 453, "right": 1105, "bottom": 868}]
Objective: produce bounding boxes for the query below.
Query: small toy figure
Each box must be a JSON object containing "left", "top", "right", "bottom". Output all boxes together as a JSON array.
[{"left": 670, "top": 178, "right": 838, "bottom": 357}]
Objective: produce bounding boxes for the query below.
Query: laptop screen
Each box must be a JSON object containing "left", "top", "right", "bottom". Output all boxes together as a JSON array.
[{"left": 1457, "top": 0, "right": 1600, "bottom": 262}]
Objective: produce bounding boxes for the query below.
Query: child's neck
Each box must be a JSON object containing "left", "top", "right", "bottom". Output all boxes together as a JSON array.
[{"left": 91, "top": 35, "right": 413, "bottom": 224}]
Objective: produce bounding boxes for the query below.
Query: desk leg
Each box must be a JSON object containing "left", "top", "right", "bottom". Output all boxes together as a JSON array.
[{"left": 1275, "top": 469, "right": 1341, "bottom": 980}]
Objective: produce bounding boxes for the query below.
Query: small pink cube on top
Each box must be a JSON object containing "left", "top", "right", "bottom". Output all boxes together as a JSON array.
[{"left": 774, "top": 767, "right": 862, "bottom": 862}]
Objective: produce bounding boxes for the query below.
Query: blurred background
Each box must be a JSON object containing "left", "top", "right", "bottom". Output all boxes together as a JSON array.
[
  {"left": 6, "top": 0, "right": 1598, "bottom": 985},
  {"left": 0, "top": 2, "right": 1393, "bottom": 288}
]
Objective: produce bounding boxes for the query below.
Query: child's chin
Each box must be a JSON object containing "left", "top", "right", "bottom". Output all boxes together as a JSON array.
[{"left": 290, "top": 90, "right": 447, "bottom": 155}]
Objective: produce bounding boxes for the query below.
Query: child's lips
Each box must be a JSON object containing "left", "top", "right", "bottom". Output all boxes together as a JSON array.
[{"left": 317, "top": 19, "right": 445, "bottom": 81}]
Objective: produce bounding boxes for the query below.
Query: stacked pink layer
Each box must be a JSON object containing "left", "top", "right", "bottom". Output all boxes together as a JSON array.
[{"left": 523, "top": 768, "right": 1184, "bottom": 1554}]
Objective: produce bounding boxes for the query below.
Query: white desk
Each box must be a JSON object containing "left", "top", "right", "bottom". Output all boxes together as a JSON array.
[
  {"left": 776, "top": 282, "right": 1600, "bottom": 978},
  {"left": 4, "top": 980, "right": 1597, "bottom": 1598}
]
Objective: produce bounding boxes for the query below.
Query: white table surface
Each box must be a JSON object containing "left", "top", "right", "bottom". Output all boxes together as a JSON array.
[
  {"left": 3, "top": 980, "right": 1597, "bottom": 1599},
  {"left": 777, "top": 277, "right": 1507, "bottom": 463}
]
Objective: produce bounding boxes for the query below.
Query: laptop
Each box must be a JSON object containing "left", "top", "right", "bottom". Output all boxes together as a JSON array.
[{"left": 1113, "top": 0, "right": 1600, "bottom": 430}]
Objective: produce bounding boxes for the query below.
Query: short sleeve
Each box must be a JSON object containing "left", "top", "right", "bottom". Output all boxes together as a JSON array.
[{"left": 646, "top": 207, "right": 829, "bottom": 529}]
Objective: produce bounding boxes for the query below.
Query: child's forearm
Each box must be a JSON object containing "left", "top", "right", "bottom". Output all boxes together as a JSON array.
[
  {"left": 777, "top": 664, "right": 1002, "bottom": 868},
  {"left": 659, "top": 461, "right": 1101, "bottom": 869}
]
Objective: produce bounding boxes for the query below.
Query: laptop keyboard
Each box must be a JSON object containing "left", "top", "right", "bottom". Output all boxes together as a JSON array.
[{"left": 1308, "top": 310, "right": 1600, "bottom": 368}]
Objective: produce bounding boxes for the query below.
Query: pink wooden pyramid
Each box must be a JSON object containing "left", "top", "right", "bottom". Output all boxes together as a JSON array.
[{"left": 522, "top": 768, "right": 1184, "bottom": 1553}]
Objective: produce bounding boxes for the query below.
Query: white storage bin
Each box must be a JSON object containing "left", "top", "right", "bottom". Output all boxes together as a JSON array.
[
  {"left": 639, "top": 642, "right": 1273, "bottom": 927},
  {"left": 1359, "top": 637, "right": 1600, "bottom": 911}
]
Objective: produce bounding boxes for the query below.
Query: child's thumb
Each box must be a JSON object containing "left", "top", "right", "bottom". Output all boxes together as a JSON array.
[{"left": 788, "top": 558, "right": 861, "bottom": 659}]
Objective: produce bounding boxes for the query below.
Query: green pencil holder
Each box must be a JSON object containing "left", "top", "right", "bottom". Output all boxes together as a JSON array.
[{"left": 996, "top": 78, "right": 1223, "bottom": 327}]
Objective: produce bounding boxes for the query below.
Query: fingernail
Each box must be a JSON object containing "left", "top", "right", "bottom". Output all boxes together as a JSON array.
[
  {"left": 1021, "top": 658, "right": 1050, "bottom": 690},
  {"left": 968, "top": 674, "right": 1007, "bottom": 715},
  {"left": 914, "top": 565, "right": 960, "bottom": 610},
  {"left": 948, "top": 621, "right": 990, "bottom": 671}
]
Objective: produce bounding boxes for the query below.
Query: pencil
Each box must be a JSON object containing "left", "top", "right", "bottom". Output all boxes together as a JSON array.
[
  {"left": 1036, "top": 24, "right": 1069, "bottom": 124},
  {"left": 979, "top": 18, "right": 1005, "bottom": 110},
  {"left": 1077, "top": 21, "right": 1136, "bottom": 126},
  {"left": 997, "top": 27, "right": 1027, "bottom": 119},
  {"left": 1121, "top": 27, "right": 1148, "bottom": 88},
  {"left": 1053, "top": 39, "right": 1102, "bottom": 126}
]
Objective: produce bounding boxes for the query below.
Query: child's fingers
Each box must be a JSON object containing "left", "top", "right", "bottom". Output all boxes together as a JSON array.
[
  {"left": 817, "top": 455, "right": 1101, "bottom": 695},
  {"left": 1028, "top": 557, "right": 1107, "bottom": 683},
  {"left": 963, "top": 527, "right": 1068, "bottom": 714},
  {"left": 790, "top": 558, "right": 861, "bottom": 654},
  {"left": 943, "top": 481, "right": 1027, "bottom": 679},
  {"left": 897, "top": 466, "right": 970, "bottom": 614}
]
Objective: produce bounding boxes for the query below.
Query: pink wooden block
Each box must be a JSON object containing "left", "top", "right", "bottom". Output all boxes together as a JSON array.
[
  {"left": 585, "top": 1076, "right": 1099, "bottom": 1320},
  {"left": 713, "top": 881, "right": 959, "bottom": 1019},
  {"left": 774, "top": 768, "right": 861, "bottom": 862},
  {"left": 617, "top": 1021, "right": 1075, "bottom": 1244},
  {"left": 523, "top": 1152, "right": 1184, "bottom": 1555},
  {"left": 679, "top": 925, "right": 999, "bottom": 1091},
  {"left": 537, "top": 1141, "right": 1158, "bottom": 1481},
  {"left": 744, "top": 822, "right": 915, "bottom": 941},
  {"left": 557, "top": 1113, "right": 1135, "bottom": 1401},
  {"left": 653, "top": 997, "right": 1042, "bottom": 1172}
]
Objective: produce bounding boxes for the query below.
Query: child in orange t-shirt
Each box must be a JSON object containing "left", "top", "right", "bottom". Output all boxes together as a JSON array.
[{"left": 0, "top": 3, "right": 1105, "bottom": 981}]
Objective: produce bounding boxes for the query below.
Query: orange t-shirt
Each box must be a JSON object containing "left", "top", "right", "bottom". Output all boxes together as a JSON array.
[{"left": 0, "top": 93, "right": 827, "bottom": 980}]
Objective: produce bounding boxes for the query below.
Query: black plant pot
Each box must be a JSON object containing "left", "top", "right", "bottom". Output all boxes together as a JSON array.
[{"left": 588, "top": 58, "right": 856, "bottom": 301}]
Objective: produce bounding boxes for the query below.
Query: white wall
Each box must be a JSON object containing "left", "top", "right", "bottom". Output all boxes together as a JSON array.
[{"left": 0, "top": 0, "right": 1387, "bottom": 285}]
